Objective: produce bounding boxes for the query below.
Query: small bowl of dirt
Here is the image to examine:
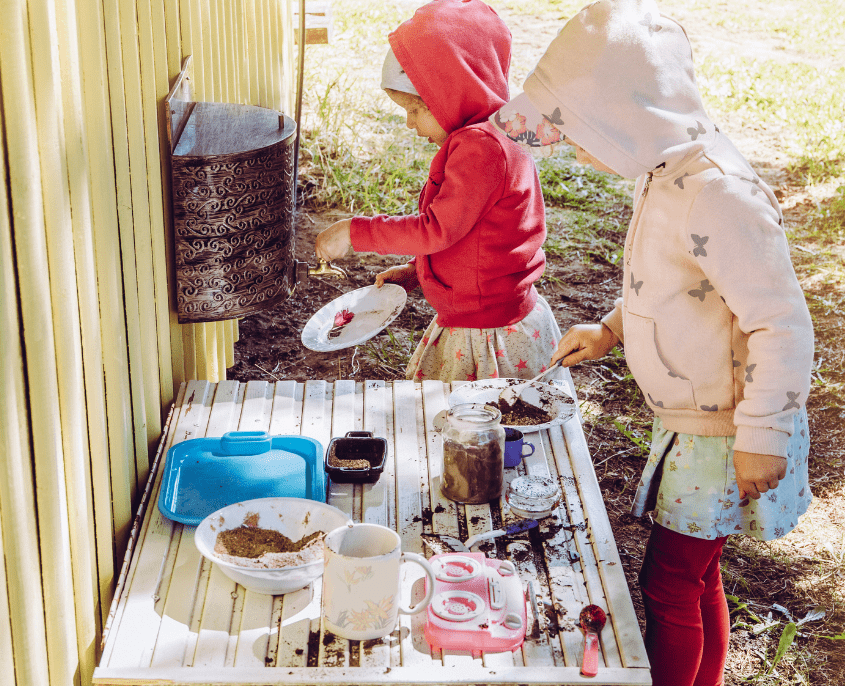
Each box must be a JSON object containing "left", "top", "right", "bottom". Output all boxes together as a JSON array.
[
  {"left": 324, "top": 431, "right": 388, "bottom": 483},
  {"left": 195, "top": 497, "right": 352, "bottom": 595}
]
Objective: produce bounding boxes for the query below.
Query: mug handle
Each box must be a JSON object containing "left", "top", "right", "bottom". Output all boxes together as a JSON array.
[
  {"left": 522, "top": 441, "right": 535, "bottom": 457},
  {"left": 397, "top": 552, "right": 435, "bottom": 615}
]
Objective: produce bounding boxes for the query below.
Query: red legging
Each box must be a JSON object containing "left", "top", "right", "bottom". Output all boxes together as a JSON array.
[{"left": 639, "top": 524, "right": 730, "bottom": 686}]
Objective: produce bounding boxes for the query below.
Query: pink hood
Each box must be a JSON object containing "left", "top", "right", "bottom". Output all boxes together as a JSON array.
[{"left": 389, "top": 0, "right": 511, "bottom": 133}]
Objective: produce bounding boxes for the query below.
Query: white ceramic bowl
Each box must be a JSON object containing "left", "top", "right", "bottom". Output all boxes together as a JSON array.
[{"left": 194, "top": 497, "right": 352, "bottom": 595}]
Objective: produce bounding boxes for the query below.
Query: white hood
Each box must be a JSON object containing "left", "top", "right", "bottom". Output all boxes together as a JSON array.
[{"left": 493, "top": 0, "right": 716, "bottom": 178}]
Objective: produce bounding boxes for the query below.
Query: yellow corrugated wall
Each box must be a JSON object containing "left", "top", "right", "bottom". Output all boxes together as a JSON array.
[{"left": 0, "top": 1, "right": 296, "bottom": 684}]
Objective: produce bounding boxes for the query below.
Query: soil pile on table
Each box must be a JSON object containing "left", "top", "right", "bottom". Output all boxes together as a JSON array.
[
  {"left": 490, "top": 397, "right": 553, "bottom": 426},
  {"left": 214, "top": 527, "right": 325, "bottom": 569}
]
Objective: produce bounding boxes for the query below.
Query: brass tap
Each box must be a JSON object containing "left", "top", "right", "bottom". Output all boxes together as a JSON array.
[{"left": 308, "top": 259, "right": 347, "bottom": 279}]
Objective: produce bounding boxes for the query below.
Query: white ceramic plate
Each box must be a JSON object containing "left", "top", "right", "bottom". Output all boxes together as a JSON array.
[
  {"left": 448, "top": 378, "right": 577, "bottom": 433},
  {"left": 301, "top": 284, "right": 407, "bottom": 352}
]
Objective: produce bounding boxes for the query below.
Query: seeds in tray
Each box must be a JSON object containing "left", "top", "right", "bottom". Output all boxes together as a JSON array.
[
  {"left": 327, "top": 443, "right": 372, "bottom": 469},
  {"left": 328, "top": 456, "right": 371, "bottom": 469},
  {"left": 214, "top": 526, "right": 325, "bottom": 569}
]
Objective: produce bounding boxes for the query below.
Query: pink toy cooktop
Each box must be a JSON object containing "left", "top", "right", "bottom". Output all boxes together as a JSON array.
[{"left": 423, "top": 552, "right": 527, "bottom": 658}]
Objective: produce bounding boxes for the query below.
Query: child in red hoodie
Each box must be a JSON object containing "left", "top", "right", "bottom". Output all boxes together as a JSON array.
[{"left": 315, "top": 0, "right": 561, "bottom": 382}]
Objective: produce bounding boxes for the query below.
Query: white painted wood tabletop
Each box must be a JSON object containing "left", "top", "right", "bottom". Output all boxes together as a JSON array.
[{"left": 94, "top": 378, "right": 650, "bottom": 685}]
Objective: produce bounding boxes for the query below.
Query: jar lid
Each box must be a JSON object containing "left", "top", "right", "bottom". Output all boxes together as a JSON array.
[
  {"left": 446, "top": 402, "right": 502, "bottom": 427},
  {"left": 505, "top": 475, "right": 562, "bottom": 519}
]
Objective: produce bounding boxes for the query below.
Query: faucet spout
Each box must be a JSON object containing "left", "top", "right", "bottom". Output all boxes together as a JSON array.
[{"left": 308, "top": 259, "right": 347, "bottom": 279}]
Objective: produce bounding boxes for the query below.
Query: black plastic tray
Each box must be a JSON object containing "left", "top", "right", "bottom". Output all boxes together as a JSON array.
[{"left": 325, "top": 431, "right": 387, "bottom": 483}]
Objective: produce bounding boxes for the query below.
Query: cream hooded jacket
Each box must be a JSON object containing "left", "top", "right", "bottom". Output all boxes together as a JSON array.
[{"left": 522, "top": 0, "right": 814, "bottom": 457}]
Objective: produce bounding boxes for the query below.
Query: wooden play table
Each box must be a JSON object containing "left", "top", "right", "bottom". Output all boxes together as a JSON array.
[{"left": 94, "top": 377, "right": 650, "bottom": 684}]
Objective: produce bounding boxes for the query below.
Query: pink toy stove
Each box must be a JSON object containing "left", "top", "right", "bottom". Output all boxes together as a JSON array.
[{"left": 423, "top": 552, "right": 526, "bottom": 658}]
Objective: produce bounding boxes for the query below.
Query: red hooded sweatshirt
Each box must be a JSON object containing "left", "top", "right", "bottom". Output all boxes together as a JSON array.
[{"left": 349, "top": 0, "right": 546, "bottom": 328}]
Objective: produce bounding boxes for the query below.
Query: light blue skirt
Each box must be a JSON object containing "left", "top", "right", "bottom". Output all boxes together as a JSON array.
[{"left": 632, "top": 408, "right": 812, "bottom": 541}]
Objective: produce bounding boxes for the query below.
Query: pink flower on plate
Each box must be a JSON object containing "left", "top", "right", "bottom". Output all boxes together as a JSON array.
[
  {"left": 536, "top": 118, "right": 562, "bottom": 145},
  {"left": 333, "top": 309, "right": 354, "bottom": 328}
]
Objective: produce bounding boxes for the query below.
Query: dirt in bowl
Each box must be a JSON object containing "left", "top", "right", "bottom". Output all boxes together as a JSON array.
[
  {"left": 214, "top": 527, "right": 326, "bottom": 569},
  {"left": 490, "top": 396, "right": 553, "bottom": 426}
]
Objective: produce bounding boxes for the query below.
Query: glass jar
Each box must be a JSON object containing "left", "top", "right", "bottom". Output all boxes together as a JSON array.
[
  {"left": 505, "top": 475, "right": 562, "bottom": 519},
  {"left": 440, "top": 403, "right": 505, "bottom": 504}
]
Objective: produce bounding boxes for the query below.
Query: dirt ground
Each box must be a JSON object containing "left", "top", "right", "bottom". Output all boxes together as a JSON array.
[{"left": 228, "top": 4, "right": 844, "bottom": 682}]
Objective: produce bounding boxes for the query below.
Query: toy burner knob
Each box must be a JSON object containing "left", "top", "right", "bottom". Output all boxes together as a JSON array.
[{"left": 431, "top": 591, "right": 486, "bottom": 622}]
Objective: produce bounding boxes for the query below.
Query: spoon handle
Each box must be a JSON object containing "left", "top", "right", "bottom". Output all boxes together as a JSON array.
[{"left": 581, "top": 630, "right": 599, "bottom": 677}]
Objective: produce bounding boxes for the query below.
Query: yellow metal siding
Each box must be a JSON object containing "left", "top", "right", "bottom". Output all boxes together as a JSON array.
[{"left": 0, "top": 1, "right": 297, "bottom": 684}]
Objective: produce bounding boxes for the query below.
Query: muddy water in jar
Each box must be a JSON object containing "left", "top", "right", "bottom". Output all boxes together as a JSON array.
[{"left": 440, "top": 403, "right": 505, "bottom": 504}]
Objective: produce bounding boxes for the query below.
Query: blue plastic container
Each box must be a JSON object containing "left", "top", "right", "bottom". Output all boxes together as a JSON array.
[{"left": 158, "top": 431, "right": 326, "bottom": 525}]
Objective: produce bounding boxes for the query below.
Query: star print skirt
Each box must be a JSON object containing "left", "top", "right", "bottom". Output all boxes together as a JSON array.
[
  {"left": 631, "top": 409, "right": 812, "bottom": 541},
  {"left": 405, "top": 295, "right": 563, "bottom": 383}
]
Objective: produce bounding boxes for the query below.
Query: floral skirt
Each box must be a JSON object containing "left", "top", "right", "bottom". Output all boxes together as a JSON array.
[
  {"left": 631, "top": 409, "right": 812, "bottom": 541},
  {"left": 405, "top": 295, "right": 563, "bottom": 383}
]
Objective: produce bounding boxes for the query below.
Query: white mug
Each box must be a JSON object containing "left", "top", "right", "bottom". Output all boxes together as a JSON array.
[{"left": 322, "top": 523, "right": 435, "bottom": 640}]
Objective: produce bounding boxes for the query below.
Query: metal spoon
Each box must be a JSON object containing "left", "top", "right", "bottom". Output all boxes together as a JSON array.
[
  {"left": 579, "top": 604, "right": 607, "bottom": 677},
  {"left": 420, "top": 519, "right": 539, "bottom": 554},
  {"left": 497, "top": 360, "right": 563, "bottom": 408}
]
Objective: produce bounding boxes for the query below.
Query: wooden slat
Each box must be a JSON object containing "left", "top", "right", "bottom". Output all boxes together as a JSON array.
[
  {"left": 102, "top": 381, "right": 215, "bottom": 668},
  {"left": 327, "top": 380, "right": 356, "bottom": 521},
  {"left": 523, "top": 430, "right": 590, "bottom": 667},
  {"left": 314, "top": 380, "right": 350, "bottom": 669},
  {"left": 277, "top": 0, "right": 296, "bottom": 111},
  {"left": 545, "top": 427, "right": 618, "bottom": 669},
  {"left": 217, "top": 322, "right": 228, "bottom": 382},
  {"left": 0, "top": 115, "right": 50, "bottom": 685},
  {"left": 266, "top": 0, "right": 283, "bottom": 109},
  {"left": 101, "top": 0, "right": 150, "bottom": 536},
  {"left": 362, "top": 380, "right": 391, "bottom": 528},
  {"left": 92, "top": 664, "right": 652, "bottom": 684},
  {"left": 149, "top": 0, "right": 186, "bottom": 391},
  {"left": 153, "top": 381, "right": 245, "bottom": 668},
  {"left": 243, "top": 0, "right": 260, "bottom": 106},
  {"left": 255, "top": 0, "right": 270, "bottom": 107},
  {"left": 232, "top": 381, "right": 277, "bottom": 668},
  {"left": 422, "top": 382, "right": 478, "bottom": 670},
  {"left": 497, "top": 433, "right": 560, "bottom": 667},
  {"left": 2, "top": 1, "right": 80, "bottom": 681},
  {"left": 360, "top": 380, "right": 393, "bottom": 669},
  {"left": 53, "top": 1, "right": 115, "bottom": 677},
  {"left": 190, "top": 383, "right": 247, "bottom": 667},
  {"left": 100, "top": 384, "right": 187, "bottom": 662},
  {"left": 392, "top": 381, "right": 435, "bottom": 669},
  {"left": 560, "top": 414, "right": 650, "bottom": 671},
  {"left": 116, "top": 0, "right": 164, "bottom": 477},
  {"left": 0, "top": 516, "right": 14, "bottom": 683},
  {"left": 274, "top": 582, "right": 319, "bottom": 668},
  {"left": 75, "top": 0, "right": 132, "bottom": 628},
  {"left": 209, "top": 0, "right": 225, "bottom": 101}
]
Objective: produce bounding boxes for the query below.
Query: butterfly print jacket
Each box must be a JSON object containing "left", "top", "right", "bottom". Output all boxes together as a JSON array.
[{"left": 518, "top": 0, "right": 814, "bottom": 457}]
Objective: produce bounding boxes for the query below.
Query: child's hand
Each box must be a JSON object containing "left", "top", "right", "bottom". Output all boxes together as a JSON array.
[
  {"left": 315, "top": 219, "right": 353, "bottom": 261},
  {"left": 375, "top": 263, "right": 419, "bottom": 291},
  {"left": 733, "top": 450, "right": 787, "bottom": 500},
  {"left": 550, "top": 323, "right": 619, "bottom": 367}
]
